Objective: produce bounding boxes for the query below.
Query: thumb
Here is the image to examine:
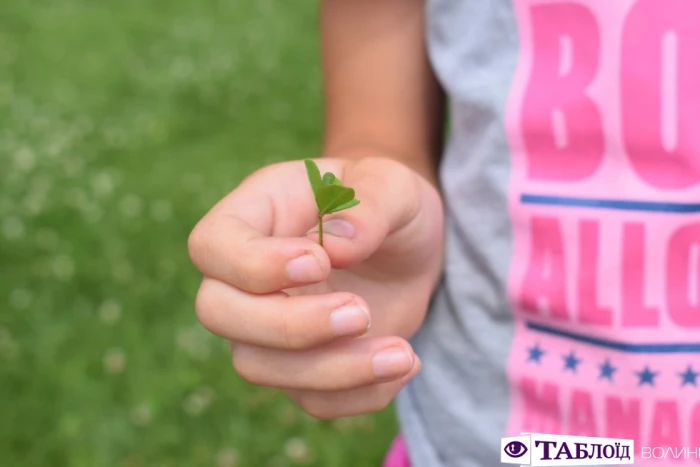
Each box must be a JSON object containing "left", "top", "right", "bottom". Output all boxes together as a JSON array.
[{"left": 305, "top": 157, "right": 422, "bottom": 269}]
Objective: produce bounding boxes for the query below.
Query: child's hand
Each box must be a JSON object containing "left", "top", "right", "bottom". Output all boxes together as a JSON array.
[{"left": 188, "top": 156, "right": 444, "bottom": 419}]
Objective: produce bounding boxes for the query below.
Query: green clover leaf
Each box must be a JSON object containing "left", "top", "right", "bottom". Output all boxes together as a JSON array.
[{"left": 304, "top": 159, "right": 360, "bottom": 246}]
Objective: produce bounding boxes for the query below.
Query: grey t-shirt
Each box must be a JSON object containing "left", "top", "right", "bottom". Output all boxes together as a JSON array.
[{"left": 397, "top": 0, "right": 700, "bottom": 465}]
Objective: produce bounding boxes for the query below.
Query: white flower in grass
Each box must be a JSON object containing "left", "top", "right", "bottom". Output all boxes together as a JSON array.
[
  {"left": 331, "top": 417, "right": 354, "bottom": 433},
  {"left": 134, "top": 277, "right": 153, "bottom": 297},
  {"left": 103, "top": 348, "right": 126, "bottom": 374},
  {"left": 158, "top": 259, "right": 176, "bottom": 279},
  {"left": 30, "top": 173, "right": 53, "bottom": 195},
  {"left": 260, "top": 56, "right": 278, "bottom": 73},
  {"left": 63, "top": 157, "right": 85, "bottom": 178},
  {"left": 0, "top": 36, "right": 17, "bottom": 66},
  {"left": 23, "top": 193, "right": 45, "bottom": 216},
  {"left": 214, "top": 53, "right": 236, "bottom": 73},
  {"left": 150, "top": 200, "right": 172, "bottom": 222},
  {"left": 244, "top": 388, "right": 278, "bottom": 410},
  {"left": 120, "top": 194, "right": 143, "bottom": 218},
  {"left": 51, "top": 255, "right": 75, "bottom": 281},
  {"left": 257, "top": 0, "right": 275, "bottom": 15},
  {"left": 0, "top": 340, "right": 18, "bottom": 360},
  {"left": 347, "top": 414, "right": 375, "bottom": 432},
  {"left": 299, "top": 411, "right": 319, "bottom": 426},
  {"left": 280, "top": 406, "right": 299, "bottom": 427},
  {"left": 265, "top": 456, "right": 286, "bottom": 467},
  {"left": 331, "top": 415, "right": 372, "bottom": 433},
  {"left": 176, "top": 328, "right": 196, "bottom": 351},
  {"left": 98, "top": 299, "right": 121, "bottom": 325},
  {"left": 13, "top": 147, "right": 36, "bottom": 172},
  {"left": 32, "top": 258, "right": 50, "bottom": 278},
  {"left": 272, "top": 102, "right": 292, "bottom": 121},
  {"left": 0, "top": 196, "right": 12, "bottom": 216},
  {"left": 35, "top": 228, "right": 59, "bottom": 250},
  {"left": 197, "top": 386, "right": 214, "bottom": 404},
  {"left": 64, "top": 187, "right": 88, "bottom": 210},
  {"left": 13, "top": 96, "right": 35, "bottom": 118},
  {"left": 176, "top": 327, "right": 211, "bottom": 360},
  {"left": 46, "top": 138, "right": 65, "bottom": 158},
  {"left": 30, "top": 115, "right": 51, "bottom": 132},
  {"left": 130, "top": 404, "right": 152, "bottom": 427},
  {"left": 182, "top": 173, "right": 203, "bottom": 189},
  {"left": 217, "top": 448, "right": 239, "bottom": 467},
  {"left": 82, "top": 203, "right": 103, "bottom": 224},
  {"left": 170, "top": 57, "right": 194, "bottom": 80},
  {"left": 2, "top": 216, "right": 25, "bottom": 240},
  {"left": 111, "top": 169, "right": 125, "bottom": 187},
  {"left": 133, "top": 113, "right": 153, "bottom": 130},
  {"left": 112, "top": 260, "right": 134, "bottom": 283},
  {"left": 0, "top": 326, "right": 18, "bottom": 360},
  {"left": 0, "top": 82, "right": 13, "bottom": 103},
  {"left": 245, "top": 28, "right": 264, "bottom": 47},
  {"left": 146, "top": 119, "right": 167, "bottom": 142},
  {"left": 119, "top": 456, "right": 144, "bottom": 467},
  {"left": 9, "top": 288, "right": 32, "bottom": 310},
  {"left": 75, "top": 116, "right": 95, "bottom": 136},
  {"left": 91, "top": 172, "right": 115, "bottom": 197},
  {"left": 182, "top": 386, "right": 214, "bottom": 416},
  {"left": 284, "top": 437, "right": 311, "bottom": 464},
  {"left": 53, "top": 85, "right": 78, "bottom": 107},
  {"left": 104, "top": 128, "right": 127, "bottom": 148}
]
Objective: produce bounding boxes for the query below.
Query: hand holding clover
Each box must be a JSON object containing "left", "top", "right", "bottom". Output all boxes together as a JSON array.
[
  {"left": 188, "top": 156, "right": 443, "bottom": 419},
  {"left": 304, "top": 159, "right": 360, "bottom": 246}
]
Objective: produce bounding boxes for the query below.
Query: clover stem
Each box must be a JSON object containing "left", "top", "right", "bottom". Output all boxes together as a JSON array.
[{"left": 318, "top": 212, "right": 324, "bottom": 247}]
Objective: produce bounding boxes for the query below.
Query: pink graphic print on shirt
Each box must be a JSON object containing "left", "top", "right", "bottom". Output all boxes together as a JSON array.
[{"left": 505, "top": 0, "right": 700, "bottom": 464}]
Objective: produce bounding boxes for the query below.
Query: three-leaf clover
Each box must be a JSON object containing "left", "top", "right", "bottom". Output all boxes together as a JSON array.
[{"left": 304, "top": 159, "right": 360, "bottom": 246}]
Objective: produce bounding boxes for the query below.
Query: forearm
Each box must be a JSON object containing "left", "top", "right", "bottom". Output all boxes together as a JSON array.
[{"left": 319, "top": 0, "right": 446, "bottom": 188}]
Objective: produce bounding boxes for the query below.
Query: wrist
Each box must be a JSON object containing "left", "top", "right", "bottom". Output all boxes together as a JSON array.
[{"left": 321, "top": 144, "right": 440, "bottom": 190}]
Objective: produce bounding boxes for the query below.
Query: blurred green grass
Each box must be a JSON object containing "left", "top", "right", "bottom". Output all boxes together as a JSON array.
[{"left": 0, "top": 1, "right": 398, "bottom": 466}]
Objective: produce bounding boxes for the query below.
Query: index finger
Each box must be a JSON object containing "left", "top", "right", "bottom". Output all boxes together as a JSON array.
[{"left": 187, "top": 162, "right": 332, "bottom": 294}]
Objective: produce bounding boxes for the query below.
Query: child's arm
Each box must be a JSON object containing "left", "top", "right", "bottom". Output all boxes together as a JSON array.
[
  {"left": 320, "top": 0, "right": 445, "bottom": 185},
  {"left": 188, "top": 0, "right": 446, "bottom": 420}
]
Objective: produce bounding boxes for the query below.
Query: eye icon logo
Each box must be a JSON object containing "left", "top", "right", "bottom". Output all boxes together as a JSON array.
[
  {"left": 500, "top": 436, "right": 532, "bottom": 464},
  {"left": 503, "top": 441, "right": 528, "bottom": 459}
]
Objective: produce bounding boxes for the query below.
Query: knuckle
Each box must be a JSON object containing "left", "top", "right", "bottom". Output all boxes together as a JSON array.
[
  {"left": 236, "top": 256, "right": 266, "bottom": 292},
  {"left": 297, "top": 394, "right": 337, "bottom": 420},
  {"left": 294, "top": 388, "right": 395, "bottom": 420},
  {"left": 277, "top": 314, "right": 310, "bottom": 350},
  {"left": 193, "top": 280, "right": 218, "bottom": 331},
  {"left": 367, "top": 391, "right": 395, "bottom": 413},
  {"left": 236, "top": 245, "right": 288, "bottom": 294},
  {"left": 187, "top": 221, "right": 210, "bottom": 269},
  {"left": 231, "top": 348, "right": 263, "bottom": 386}
]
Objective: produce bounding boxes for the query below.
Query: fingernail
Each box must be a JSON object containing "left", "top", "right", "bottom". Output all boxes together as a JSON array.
[
  {"left": 373, "top": 347, "right": 414, "bottom": 379},
  {"left": 286, "top": 254, "right": 324, "bottom": 283},
  {"left": 330, "top": 304, "right": 370, "bottom": 337},
  {"left": 309, "top": 219, "right": 356, "bottom": 239},
  {"left": 400, "top": 356, "right": 422, "bottom": 387}
]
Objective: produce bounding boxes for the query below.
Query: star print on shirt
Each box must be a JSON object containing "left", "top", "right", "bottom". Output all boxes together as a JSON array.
[
  {"left": 679, "top": 365, "right": 699, "bottom": 387},
  {"left": 636, "top": 366, "right": 658, "bottom": 387},
  {"left": 527, "top": 344, "right": 545, "bottom": 364},
  {"left": 563, "top": 351, "right": 581, "bottom": 373},
  {"left": 598, "top": 359, "right": 616, "bottom": 382}
]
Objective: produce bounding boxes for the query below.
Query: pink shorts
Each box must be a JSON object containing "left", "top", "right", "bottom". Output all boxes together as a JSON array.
[{"left": 382, "top": 434, "right": 411, "bottom": 467}]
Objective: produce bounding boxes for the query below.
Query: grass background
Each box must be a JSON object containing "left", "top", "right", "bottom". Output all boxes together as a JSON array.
[{"left": 0, "top": 1, "right": 399, "bottom": 465}]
